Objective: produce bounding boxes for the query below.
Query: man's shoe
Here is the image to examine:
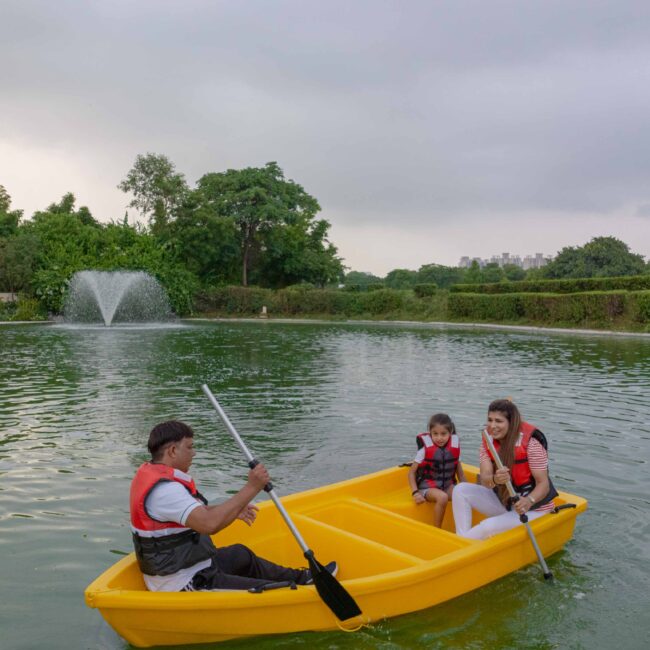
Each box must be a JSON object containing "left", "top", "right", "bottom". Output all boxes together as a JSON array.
[{"left": 304, "top": 561, "right": 338, "bottom": 585}]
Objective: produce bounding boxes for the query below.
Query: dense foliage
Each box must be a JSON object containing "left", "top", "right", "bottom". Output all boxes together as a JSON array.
[
  {"left": 451, "top": 275, "right": 650, "bottom": 294},
  {"left": 2, "top": 159, "right": 649, "bottom": 326},
  {"left": 0, "top": 157, "right": 344, "bottom": 315}
]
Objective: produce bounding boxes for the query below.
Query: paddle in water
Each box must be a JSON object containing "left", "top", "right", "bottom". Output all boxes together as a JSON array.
[
  {"left": 482, "top": 429, "right": 553, "bottom": 580},
  {"left": 201, "top": 384, "right": 363, "bottom": 621}
]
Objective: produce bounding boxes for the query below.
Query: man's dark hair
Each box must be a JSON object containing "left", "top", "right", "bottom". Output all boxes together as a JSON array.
[{"left": 148, "top": 421, "right": 194, "bottom": 460}]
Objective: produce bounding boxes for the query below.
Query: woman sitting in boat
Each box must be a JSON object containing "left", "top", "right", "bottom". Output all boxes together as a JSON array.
[
  {"left": 130, "top": 420, "right": 337, "bottom": 591},
  {"left": 452, "top": 399, "right": 558, "bottom": 540},
  {"left": 408, "top": 413, "right": 466, "bottom": 528}
]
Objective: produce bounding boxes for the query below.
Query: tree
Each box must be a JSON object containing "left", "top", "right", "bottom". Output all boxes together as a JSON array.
[
  {"left": 480, "top": 262, "right": 506, "bottom": 283},
  {"left": 418, "top": 263, "right": 464, "bottom": 289},
  {"left": 161, "top": 199, "right": 241, "bottom": 285},
  {"left": 463, "top": 260, "right": 482, "bottom": 284},
  {"left": 40, "top": 192, "right": 98, "bottom": 227},
  {"left": 258, "top": 216, "right": 343, "bottom": 287},
  {"left": 195, "top": 162, "right": 321, "bottom": 286},
  {"left": 385, "top": 269, "right": 418, "bottom": 289},
  {"left": 503, "top": 263, "right": 526, "bottom": 281},
  {"left": 119, "top": 153, "right": 188, "bottom": 233},
  {"left": 344, "top": 270, "right": 383, "bottom": 287},
  {"left": 0, "top": 232, "right": 38, "bottom": 293},
  {"left": 543, "top": 236, "right": 647, "bottom": 278},
  {"left": 0, "top": 185, "right": 23, "bottom": 238}
]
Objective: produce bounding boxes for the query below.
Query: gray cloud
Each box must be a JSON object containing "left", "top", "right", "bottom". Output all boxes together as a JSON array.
[{"left": 1, "top": 1, "right": 650, "bottom": 269}]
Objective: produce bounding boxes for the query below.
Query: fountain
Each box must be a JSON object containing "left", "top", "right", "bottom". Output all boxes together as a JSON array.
[{"left": 63, "top": 271, "right": 173, "bottom": 326}]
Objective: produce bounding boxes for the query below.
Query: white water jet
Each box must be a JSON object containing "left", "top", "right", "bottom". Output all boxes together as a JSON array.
[{"left": 63, "top": 271, "right": 173, "bottom": 326}]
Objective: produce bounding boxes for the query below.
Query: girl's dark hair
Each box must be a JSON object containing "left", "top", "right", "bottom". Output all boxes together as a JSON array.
[
  {"left": 148, "top": 420, "right": 194, "bottom": 460},
  {"left": 428, "top": 413, "right": 456, "bottom": 435},
  {"left": 487, "top": 399, "right": 522, "bottom": 505}
]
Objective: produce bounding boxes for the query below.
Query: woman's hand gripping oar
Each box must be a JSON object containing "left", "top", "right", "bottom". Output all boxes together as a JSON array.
[
  {"left": 202, "top": 384, "right": 363, "bottom": 621},
  {"left": 482, "top": 429, "right": 553, "bottom": 581}
]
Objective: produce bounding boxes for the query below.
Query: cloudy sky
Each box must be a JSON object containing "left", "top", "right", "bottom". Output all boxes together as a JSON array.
[{"left": 1, "top": 1, "right": 649, "bottom": 275}]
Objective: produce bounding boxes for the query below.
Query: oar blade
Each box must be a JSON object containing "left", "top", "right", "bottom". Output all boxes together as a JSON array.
[{"left": 305, "top": 551, "right": 362, "bottom": 621}]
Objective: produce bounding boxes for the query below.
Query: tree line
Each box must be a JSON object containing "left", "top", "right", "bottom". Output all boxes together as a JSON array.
[
  {"left": 0, "top": 155, "right": 344, "bottom": 314},
  {"left": 344, "top": 236, "right": 649, "bottom": 291},
  {"left": 1, "top": 154, "right": 648, "bottom": 317}
]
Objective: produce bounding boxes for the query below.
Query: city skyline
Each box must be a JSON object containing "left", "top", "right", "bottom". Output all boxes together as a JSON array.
[{"left": 458, "top": 252, "right": 550, "bottom": 270}]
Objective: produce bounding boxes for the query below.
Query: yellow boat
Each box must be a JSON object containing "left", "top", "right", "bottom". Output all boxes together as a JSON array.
[{"left": 85, "top": 464, "right": 587, "bottom": 647}]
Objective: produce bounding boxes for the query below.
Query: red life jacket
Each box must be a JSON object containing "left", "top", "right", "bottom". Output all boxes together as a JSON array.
[
  {"left": 415, "top": 432, "right": 461, "bottom": 491},
  {"left": 130, "top": 463, "right": 207, "bottom": 533},
  {"left": 130, "top": 463, "right": 215, "bottom": 576},
  {"left": 489, "top": 422, "right": 558, "bottom": 510}
]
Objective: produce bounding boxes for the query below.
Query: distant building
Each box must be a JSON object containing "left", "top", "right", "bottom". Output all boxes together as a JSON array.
[{"left": 458, "top": 252, "right": 551, "bottom": 269}]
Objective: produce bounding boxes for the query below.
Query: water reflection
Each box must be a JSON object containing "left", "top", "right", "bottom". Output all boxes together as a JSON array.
[{"left": 1, "top": 321, "right": 649, "bottom": 649}]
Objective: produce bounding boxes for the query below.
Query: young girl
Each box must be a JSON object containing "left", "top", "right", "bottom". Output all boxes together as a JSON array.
[{"left": 408, "top": 413, "right": 466, "bottom": 528}]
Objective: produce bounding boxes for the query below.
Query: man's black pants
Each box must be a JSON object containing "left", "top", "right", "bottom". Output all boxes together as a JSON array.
[{"left": 184, "top": 543, "right": 309, "bottom": 590}]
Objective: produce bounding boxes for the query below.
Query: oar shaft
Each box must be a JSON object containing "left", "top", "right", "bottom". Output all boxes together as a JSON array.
[
  {"left": 482, "top": 430, "right": 552, "bottom": 579},
  {"left": 201, "top": 384, "right": 310, "bottom": 554}
]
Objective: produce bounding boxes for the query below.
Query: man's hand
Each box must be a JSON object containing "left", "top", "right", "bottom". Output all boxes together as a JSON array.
[
  {"left": 248, "top": 463, "right": 270, "bottom": 491},
  {"left": 237, "top": 503, "right": 259, "bottom": 526}
]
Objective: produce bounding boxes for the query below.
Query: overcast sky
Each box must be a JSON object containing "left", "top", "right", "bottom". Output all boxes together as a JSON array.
[{"left": 1, "top": 1, "right": 650, "bottom": 275}]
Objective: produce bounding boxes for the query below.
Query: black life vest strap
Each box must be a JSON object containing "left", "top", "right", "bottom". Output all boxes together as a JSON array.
[{"left": 132, "top": 528, "right": 200, "bottom": 553}]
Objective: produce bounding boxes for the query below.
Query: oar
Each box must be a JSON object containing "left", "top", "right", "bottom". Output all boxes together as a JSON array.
[
  {"left": 201, "top": 384, "right": 362, "bottom": 621},
  {"left": 482, "top": 429, "right": 553, "bottom": 581}
]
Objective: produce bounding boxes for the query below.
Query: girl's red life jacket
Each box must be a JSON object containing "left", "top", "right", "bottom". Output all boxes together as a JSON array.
[
  {"left": 488, "top": 422, "right": 558, "bottom": 510},
  {"left": 415, "top": 432, "right": 461, "bottom": 491}
]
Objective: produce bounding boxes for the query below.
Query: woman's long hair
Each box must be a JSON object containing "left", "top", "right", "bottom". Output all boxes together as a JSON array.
[{"left": 488, "top": 399, "right": 522, "bottom": 505}]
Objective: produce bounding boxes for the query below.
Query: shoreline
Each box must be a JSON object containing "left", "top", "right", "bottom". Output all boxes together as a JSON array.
[
  {"left": 3, "top": 317, "right": 650, "bottom": 338},
  {"left": 186, "top": 316, "right": 650, "bottom": 338}
]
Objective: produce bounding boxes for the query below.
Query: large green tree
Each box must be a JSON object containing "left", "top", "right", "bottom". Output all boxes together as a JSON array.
[
  {"left": 257, "top": 216, "right": 343, "bottom": 287},
  {"left": 119, "top": 153, "right": 188, "bottom": 233},
  {"left": 542, "top": 236, "right": 647, "bottom": 278},
  {"left": 195, "top": 162, "right": 326, "bottom": 286}
]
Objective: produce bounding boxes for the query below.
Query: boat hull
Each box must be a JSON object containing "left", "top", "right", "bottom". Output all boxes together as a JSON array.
[{"left": 85, "top": 465, "right": 587, "bottom": 647}]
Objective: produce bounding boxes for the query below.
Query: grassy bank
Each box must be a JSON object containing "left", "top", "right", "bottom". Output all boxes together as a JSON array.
[
  {"left": 8, "top": 284, "right": 650, "bottom": 333},
  {"left": 195, "top": 286, "right": 650, "bottom": 333}
]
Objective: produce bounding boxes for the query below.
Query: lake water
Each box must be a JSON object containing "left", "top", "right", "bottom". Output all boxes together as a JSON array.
[{"left": 1, "top": 320, "right": 649, "bottom": 649}]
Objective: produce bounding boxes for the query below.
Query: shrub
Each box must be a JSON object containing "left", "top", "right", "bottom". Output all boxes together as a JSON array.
[
  {"left": 358, "top": 289, "right": 405, "bottom": 315},
  {"left": 413, "top": 283, "right": 437, "bottom": 298},
  {"left": 12, "top": 297, "right": 46, "bottom": 321},
  {"left": 448, "top": 290, "right": 629, "bottom": 324},
  {"left": 451, "top": 275, "right": 650, "bottom": 295}
]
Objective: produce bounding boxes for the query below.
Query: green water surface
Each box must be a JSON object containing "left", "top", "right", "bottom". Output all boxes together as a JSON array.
[{"left": 1, "top": 320, "right": 649, "bottom": 649}]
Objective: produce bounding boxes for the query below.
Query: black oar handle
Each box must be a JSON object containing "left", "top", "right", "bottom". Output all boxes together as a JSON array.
[{"left": 248, "top": 458, "right": 273, "bottom": 493}]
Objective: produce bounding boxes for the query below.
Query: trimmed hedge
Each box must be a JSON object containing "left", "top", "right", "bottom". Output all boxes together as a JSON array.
[
  {"left": 448, "top": 290, "right": 649, "bottom": 324},
  {"left": 194, "top": 285, "right": 650, "bottom": 327},
  {"left": 195, "top": 286, "right": 447, "bottom": 319},
  {"left": 450, "top": 275, "right": 650, "bottom": 295}
]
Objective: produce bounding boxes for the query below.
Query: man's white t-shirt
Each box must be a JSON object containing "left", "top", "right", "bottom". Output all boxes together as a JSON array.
[{"left": 139, "top": 480, "right": 211, "bottom": 592}]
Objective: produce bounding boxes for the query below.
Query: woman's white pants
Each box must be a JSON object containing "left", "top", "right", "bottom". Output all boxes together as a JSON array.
[{"left": 452, "top": 482, "right": 547, "bottom": 540}]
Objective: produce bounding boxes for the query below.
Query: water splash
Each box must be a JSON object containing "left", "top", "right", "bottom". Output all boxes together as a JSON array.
[{"left": 63, "top": 271, "right": 173, "bottom": 326}]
